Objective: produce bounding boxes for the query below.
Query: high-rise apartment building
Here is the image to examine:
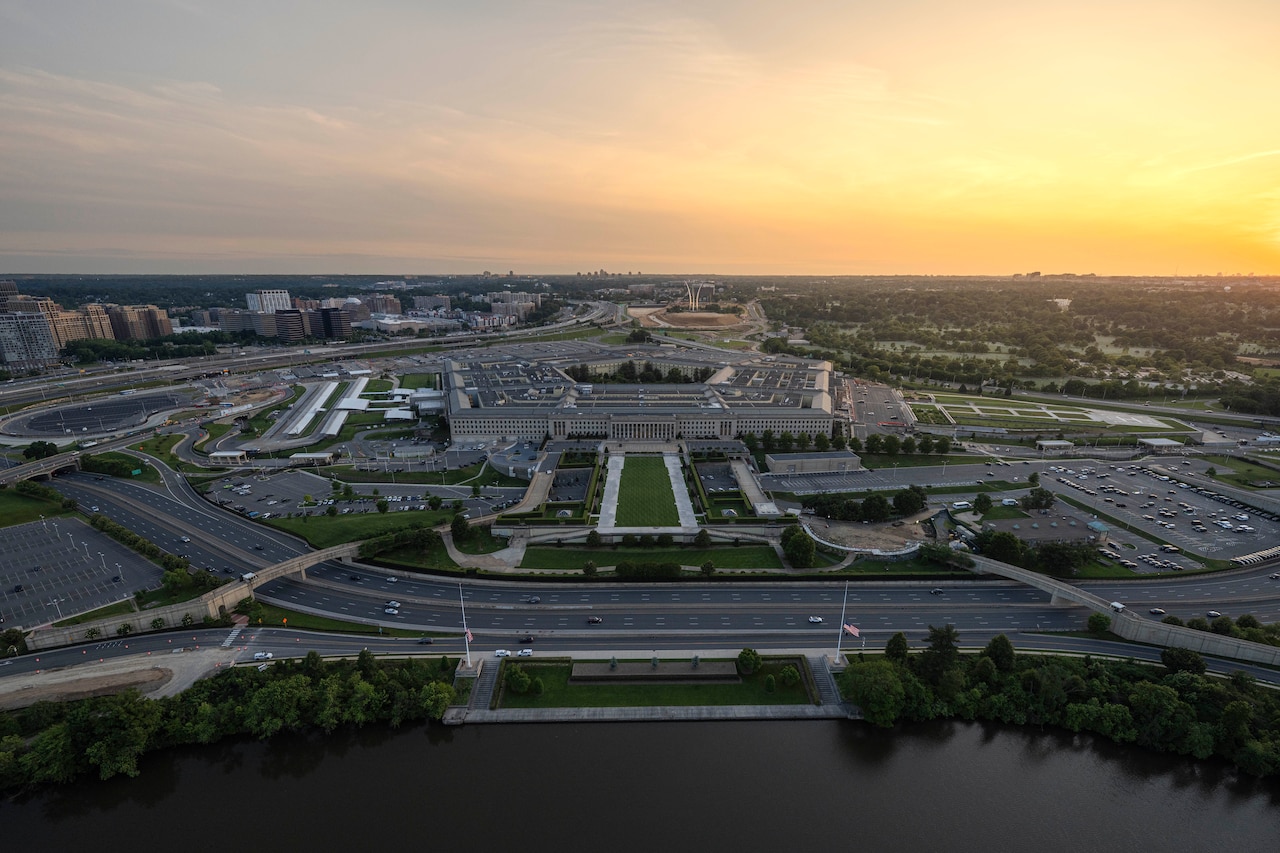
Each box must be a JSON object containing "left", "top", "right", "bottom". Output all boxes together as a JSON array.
[
  {"left": 245, "top": 289, "right": 292, "bottom": 312},
  {"left": 106, "top": 304, "right": 173, "bottom": 340},
  {"left": 0, "top": 311, "right": 60, "bottom": 370},
  {"left": 363, "top": 293, "right": 402, "bottom": 315}
]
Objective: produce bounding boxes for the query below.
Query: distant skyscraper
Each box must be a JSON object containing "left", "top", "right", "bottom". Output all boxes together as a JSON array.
[{"left": 246, "top": 289, "right": 291, "bottom": 312}]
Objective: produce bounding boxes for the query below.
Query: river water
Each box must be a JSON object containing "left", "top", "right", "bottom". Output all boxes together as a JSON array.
[{"left": 4, "top": 720, "right": 1277, "bottom": 850}]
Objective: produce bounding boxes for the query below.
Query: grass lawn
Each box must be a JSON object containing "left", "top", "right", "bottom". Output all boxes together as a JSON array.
[
  {"left": 397, "top": 373, "right": 438, "bottom": 390},
  {"left": 1204, "top": 455, "right": 1280, "bottom": 489},
  {"left": 615, "top": 456, "right": 680, "bottom": 526},
  {"left": 980, "top": 505, "right": 1030, "bottom": 520},
  {"left": 90, "top": 450, "right": 162, "bottom": 484},
  {"left": 54, "top": 599, "right": 136, "bottom": 627},
  {"left": 497, "top": 659, "right": 811, "bottom": 708},
  {"left": 265, "top": 511, "right": 454, "bottom": 548},
  {"left": 0, "top": 491, "right": 73, "bottom": 527},
  {"left": 374, "top": 539, "right": 460, "bottom": 572},
  {"left": 131, "top": 434, "right": 186, "bottom": 470},
  {"left": 453, "top": 528, "right": 509, "bottom": 555},
  {"left": 520, "top": 545, "right": 783, "bottom": 570},
  {"left": 193, "top": 421, "right": 236, "bottom": 451},
  {"left": 322, "top": 461, "right": 527, "bottom": 488}
]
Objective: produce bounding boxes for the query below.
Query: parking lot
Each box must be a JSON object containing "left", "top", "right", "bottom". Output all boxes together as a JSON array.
[
  {"left": 1044, "top": 460, "right": 1280, "bottom": 562},
  {"left": 0, "top": 518, "right": 162, "bottom": 630}
]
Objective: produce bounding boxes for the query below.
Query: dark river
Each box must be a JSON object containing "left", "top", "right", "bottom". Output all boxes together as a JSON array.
[{"left": 4, "top": 720, "right": 1278, "bottom": 850}]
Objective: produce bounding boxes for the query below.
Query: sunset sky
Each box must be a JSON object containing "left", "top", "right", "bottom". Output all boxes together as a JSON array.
[{"left": 2, "top": 0, "right": 1278, "bottom": 276}]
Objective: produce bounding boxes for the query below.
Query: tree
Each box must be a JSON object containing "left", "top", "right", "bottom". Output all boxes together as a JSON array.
[
  {"left": 933, "top": 436, "right": 951, "bottom": 455},
  {"left": 918, "top": 624, "right": 960, "bottom": 685},
  {"left": 586, "top": 529, "right": 602, "bottom": 548},
  {"left": 742, "top": 432, "right": 758, "bottom": 452},
  {"left": 860, "top": 494, "right": 891, "bottom": 522},
  {"left": 694, "top": 529, "right": 712, "bottom": 548},
  {"left": 1087, "top": 612, "right": 1112, "bottom": 634},
  {"left": 864, "top": 433, "right": 883, "bottom": 454},
  {"left": 504, "top": 664, "right": 531, "bottom": 694},
  {"left": 764, "top": 674, "right": 776, "bottom": 693},
  {"left": 1161, "top": 647, "right": 1206, "bottom": 675},
  {"left": 737, "top": 647, "right": 762, "bottom": 675},
  {"left": 779, "top": 664, "right": 800, "bottom": 687},
  {"left": 832, "top": 433, "right": 848, "bottom": 451},
  {"left": 983, "top": 634, "right": 1016, "bottom": 672},
  {"left": 784, "top": 531, "right": 816, "bottom": 568},
  {"left": 583, "top": 560, "right": 597, "bottom": 577},
  {"left": 813, "top": 432, "right": 830, "bottom": 451},
  {"left": 901, "top": 436, "right": 917, "bottom": 455},
  {"left": 326, "top": 505, "right": 339, "bottom": 517},
  {"left": 885, "top": 631, "right": 910, "bottom": 664},
  {"left": 1021, "top": 487, "right": 1056, "bottom": 510},
  {"left": 978, "top": 530, "right": 1024, "bottom": 564},
  {"left": 881, "top": 435, "right": 900, "bottom": 456},
  {"left": 450, "top": 513, "right": 470, "bottom": 541},
  {"left": 428, "top": 495, "right": 442, "bottom": 511},
  {"left": 893, "top": 485, "right": 928, "bottom": 517},
  {"left": 779, "top": 431, "right": 794, "bottom": 451},
  {"left": 23, "top": 440, "right": 59, "bottom": 460},
  {"left": 376, "top": 499, "right": 389, "bottom": 514},
  {"left": 1028, "top": 472, "right": 1040, "bottom": 486},
  {"left": 840, "top": 659, "right": 905, "bottom": 727},
  {"left": 701, "top": 560, "right": 715, "bottom": 576}
]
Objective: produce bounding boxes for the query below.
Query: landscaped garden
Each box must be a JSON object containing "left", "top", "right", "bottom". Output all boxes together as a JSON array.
[{"left": 614, "top": 456, "right": 680, "bottom": 526}]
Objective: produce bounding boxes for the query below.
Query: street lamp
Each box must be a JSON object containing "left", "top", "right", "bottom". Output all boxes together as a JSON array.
[
  {"left": 47, "top": 597, "right": 64, "bottom": 620},
  {"left": 99, "top": 552, "right": 107, "bottom": 571},
  {"left": 81, "top": 542, "right": 90, "bottom": 560}
]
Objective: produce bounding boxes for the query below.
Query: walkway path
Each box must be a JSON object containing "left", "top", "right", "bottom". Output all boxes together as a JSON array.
[
  {"left": 665, "top": 453, "right": 698, "bottom": 527},
  {"left": 598, "top": 454, "right": 624, "bottom": 528}
]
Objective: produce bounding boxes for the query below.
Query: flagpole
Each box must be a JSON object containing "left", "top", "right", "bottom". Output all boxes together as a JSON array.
[
  {"left": 835, "top": 580, "right": 848, "bottom": 662},
  {"left": 459, "top": 582, "right": 472, "bottom": 667}
]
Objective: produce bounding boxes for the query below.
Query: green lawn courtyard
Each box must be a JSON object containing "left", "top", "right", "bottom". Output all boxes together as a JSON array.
[{"left": 614, "top": 456, "right": 681, "bottom": 526}]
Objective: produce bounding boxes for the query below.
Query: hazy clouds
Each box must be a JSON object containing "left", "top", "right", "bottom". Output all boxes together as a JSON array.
[{"left": 2, "top": 0, "right": 1278, "bottom": 274}]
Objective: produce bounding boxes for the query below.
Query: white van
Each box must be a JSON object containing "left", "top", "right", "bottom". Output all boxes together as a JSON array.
[{"left": 951, "top": 501, "right": 973, "bottom": 510}]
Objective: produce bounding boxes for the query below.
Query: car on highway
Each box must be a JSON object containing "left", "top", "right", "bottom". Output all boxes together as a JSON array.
[
  {"left": 1271, "top": 573, "right": 1280, "bottom": 580},
  {"left": 1149, "top": 608, "right": 1166, "bottom": 615},
  {"left": 929, "top": 588, "right": 943, "bottom": 595},
  {"left": 180, "top": 536, "right": 191, "bottom": 543},
  {"left": 586, "top": 616, "right": 603, "bottom": 624},
  {"left": 525, "top": 596, "right": 541, "bottom": 604},
  {"left": 253, "top": 652, "right": 273, "bottom": 660},
  {"left": 383, "top": 607, "right": 399, "bottom": 615},
  {"left": 808, "top": 616, "right": 823, "bottom": 624},
  {"left": 494, "top": 649, "right": 511, "bottom": 657},
  {"left": 518, "top": 635, "right": 534, "bottom": 644},
  {"left": 416, "top": 636, "right": 434, "bottom": 645},
  {"left": 1207, "top": 610, "right": 1222, "bottom": 619},
  {"left": 254, "top": 544, "right": 264, "bottom": 550},
  {"left": 517, "top": 648, "right": 533, "bottom": 657},
  {"left": 386, "top": 600, "right": 401, "bottom": 608}
]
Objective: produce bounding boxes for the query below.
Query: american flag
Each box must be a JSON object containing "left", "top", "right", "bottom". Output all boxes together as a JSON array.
[
  {"left": 465, "top": 629, "right": 473, "bottom": 642},
  {"left": 843, "top": 624, "right": 860, "bottom": 637}
]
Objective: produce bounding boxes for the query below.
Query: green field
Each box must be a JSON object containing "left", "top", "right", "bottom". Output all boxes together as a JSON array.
[
  {"left": 519, "top": 545, "right": 783, "bottom": 570},
  {"left": 496, "top": 659, "right": 811, "bottom": 708},
  {"left": 0, "top": 491, "right": 74, "bottom": 527},
  {"left": 265, "top": 511, "right": 454, "bottom": 548},
  {"left": 615, "top": 456, "right": 680, "bottom": 526}
]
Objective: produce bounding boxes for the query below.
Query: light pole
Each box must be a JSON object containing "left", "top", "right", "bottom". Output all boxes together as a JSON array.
[
  {"left": 39, "top": 514, "right": 46, "bottom": 532},
  {"left": 116, "top": 563, "right": 124, "bottom": 585},
  {"left": 99, "top": 552, "right": 107, "bottom": 571},
  {"left": 48, "top": 597, "right": 64, "bottom": 620},
  {"left": 82, "top": 542, "right": 90, "bottom": 561}
]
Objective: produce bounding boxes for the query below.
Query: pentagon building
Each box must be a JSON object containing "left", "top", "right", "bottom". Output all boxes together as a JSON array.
[{"left": 440, "top": 342, "right": 835, "bottom": 443}]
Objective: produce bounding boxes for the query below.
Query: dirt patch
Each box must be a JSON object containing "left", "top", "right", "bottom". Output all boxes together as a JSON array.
[
  {"left": 658, "top": 312, "right": 743, "bottom": 328},
  {"left": 0, "top": 666, "right": 172, "bottom": 711},
  {"left": 813, "top": 515, "right": 929, "bottom": 551}
]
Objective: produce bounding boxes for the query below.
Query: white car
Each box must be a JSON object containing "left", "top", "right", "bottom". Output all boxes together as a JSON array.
[
  {"left": 808, "top": 616, "right": 823, "bottom": 624},
  {"left": 517, "top": 648, "right": 533, "bottom": 657},
  {"left": 383, "top": 607, "right": 399, "bottom": 615},
  {"left": 494, "top": 649, "right": 511, "bottom": 657},
  {"left": 253, "top": 652, "right": 273, "bottom": 660},
  {"left": 386, "top": 600, "right": 401, "bottom": 609}
]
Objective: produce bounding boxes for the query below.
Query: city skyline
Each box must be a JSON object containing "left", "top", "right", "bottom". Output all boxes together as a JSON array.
[{"left": 2, "top": 1, "right": 1279, "bottom": 276}]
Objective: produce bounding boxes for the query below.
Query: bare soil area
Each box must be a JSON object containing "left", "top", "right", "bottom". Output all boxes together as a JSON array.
[
  {"left": 814, "top": 515, "right": 929, "bottom": 551},
  {"left": 0, "top": 648, "right": 233, "bottom": 711}
]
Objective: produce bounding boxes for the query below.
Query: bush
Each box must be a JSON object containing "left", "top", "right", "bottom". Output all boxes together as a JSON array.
[
  {"left": 737, "top": 647, "right": 762, "bottom": 675},
  {"left": 778, "top": 664, "right": 800, "bottom": 687}
]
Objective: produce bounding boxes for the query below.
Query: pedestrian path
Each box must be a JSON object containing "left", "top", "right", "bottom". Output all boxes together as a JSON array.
[
  {"left": 664, "top": 453, "right": 697, "bottom": 527},
  {"left": 464, "top": 703, "right": 850, "bottom": 724},
  {"left": 468, "top": 659, "right": 499, "bottom": 711},
  {"left": 807, "top": 654, "right": 845, "bottom": 707}
]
